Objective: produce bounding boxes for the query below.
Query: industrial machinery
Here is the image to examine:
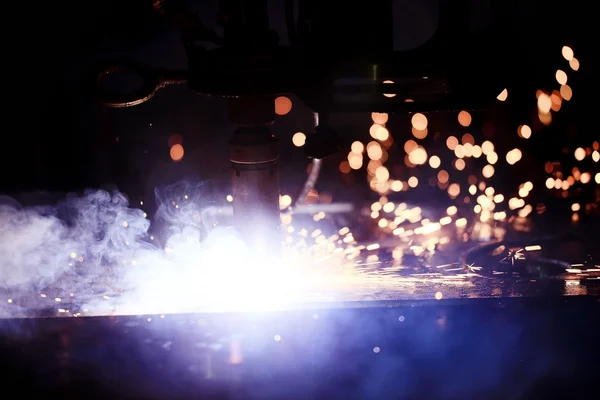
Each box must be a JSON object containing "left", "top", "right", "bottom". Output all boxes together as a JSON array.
[{"left": 94, "top": 0, "right": 539, "bottom": 249}]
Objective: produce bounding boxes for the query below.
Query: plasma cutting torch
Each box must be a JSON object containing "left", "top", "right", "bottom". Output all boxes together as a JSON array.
[{"left": 93, "top": 0, "right": 555, "bottom": 251}]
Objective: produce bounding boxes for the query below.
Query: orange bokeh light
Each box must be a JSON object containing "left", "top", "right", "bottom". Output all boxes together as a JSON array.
[
  {"left": 170, "top": 144, "right": 184, "bottom": 162},
  {"left": 275, "top": 96, "right": 292, "bottom": 116}
]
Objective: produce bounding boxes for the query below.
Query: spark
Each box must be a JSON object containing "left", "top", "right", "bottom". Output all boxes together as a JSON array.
[{"left": 500, "top": 248, "right": 525, "bottom": 266}]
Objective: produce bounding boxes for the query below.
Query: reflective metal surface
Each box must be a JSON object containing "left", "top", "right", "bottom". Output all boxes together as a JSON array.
[{"left": 2, "top": 297, "right": 598, "bottom": 399}]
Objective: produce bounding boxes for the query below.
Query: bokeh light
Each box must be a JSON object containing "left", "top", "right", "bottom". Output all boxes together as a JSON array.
[
  {"left": 292, "top": 132, "right": 306, "bottom": 147},
  {"left": 275, "top": 96, "right": 292, "bottom": 116},
  {"left": 170, "top": 144, "right": 184, "bottom": 162}
]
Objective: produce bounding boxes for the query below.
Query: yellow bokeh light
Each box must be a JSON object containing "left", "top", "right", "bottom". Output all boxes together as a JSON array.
[
  {"left": 391, "top": 180, "right": 403, "bottom": 191},
  {"left": 375, "top": 126, "right": 390, "bottom": 141},
  {"left": 481, "top": 140, "right": 494, "bottom": 155},
  {"left": 371, "top": 112, "right": 389, "bottom": 124},
  {"left": 574, "top": 147, "right": 585, "bottom": 161},
  {"left": 580, "top": 172, "right": 591, "bottom": 184},
  {"left": 555, "top": 70, "right": 567, "bottom": 85},
  {"left": 518, "top": 125, "right": 532, "bottom": 139},
  {"left": 279, "top": 194, "right": 292, "bottom": 209},
  {"left": 375, "top": 166, "right": 390, "bottom": 181},
  {"left": 411, "top": 113, "right": 428, "bottom": 130},
  {"left": 482, "top": 165, "right": 495, "bottom": 178},
  {"left": 348, "top": 153, "right": 363, "bottom": 170},
  {"left": 486, "top": 151, "right": 498, "bottom": 164},
  {"left": 562, "top": 46, "right": 574, "bottom": 61},
  {"left": 537, "top": 93, "right": 552, "bottom": 114},
  {"left": 408, "top": 147, "right": 428, "bottom": 165},
  {"left": 506, "top": 149, "right": 522, "bottom": 165},
  {"left": 497, "top": 89, "right": 508, "bottom": 101},
  {"left": 429, "top": 155, "right": 441, "bottom": 169},
  {"left": 292, "top": 132, "right": 306, "bottom": 147},
  {"left": 351, "top": 141, "right": 364, "bottom": 153},
  {"left": 367, "top": 142, "right": 383, "bottom": 160}
]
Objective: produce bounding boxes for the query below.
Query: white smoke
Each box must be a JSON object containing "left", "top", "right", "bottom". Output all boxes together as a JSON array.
[{"left": 0, "top": 186, "right": 303, "bottom": 318}]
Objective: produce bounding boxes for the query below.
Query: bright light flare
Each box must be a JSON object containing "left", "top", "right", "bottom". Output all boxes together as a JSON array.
[{"left": 108, "top": 227, "right": 366, "bottom": 316}]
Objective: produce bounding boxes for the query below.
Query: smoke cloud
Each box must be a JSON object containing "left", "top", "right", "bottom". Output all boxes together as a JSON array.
[{"left": 0, "top": 185, "right": 291, "bottom": 318}]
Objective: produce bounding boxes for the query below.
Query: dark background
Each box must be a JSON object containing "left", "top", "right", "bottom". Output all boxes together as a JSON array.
[{"left": 1, "top": 0, "right": 594, "bottom": 209}]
